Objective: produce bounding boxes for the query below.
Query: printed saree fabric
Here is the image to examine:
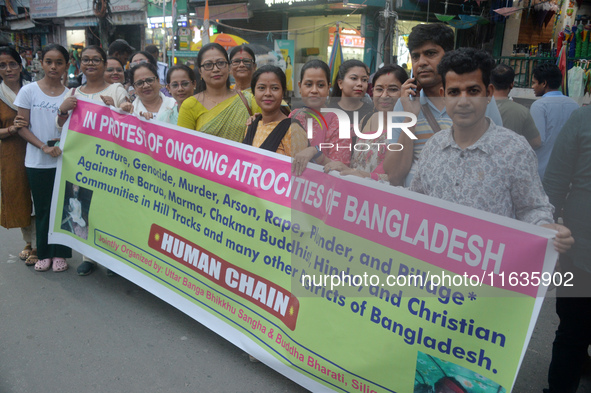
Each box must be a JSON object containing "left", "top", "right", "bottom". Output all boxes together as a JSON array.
[{"left": 178, "top": 92, "right": 253, "bottom": 142}]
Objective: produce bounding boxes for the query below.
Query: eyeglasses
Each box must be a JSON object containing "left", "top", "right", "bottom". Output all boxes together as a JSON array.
[
  {"left": 0, "top": 62, "right": 20, "bottom": 70},
  {"left": 169, "top": 80, "right": 192, "bottom": 89},
  {"left": 81, "top": 57, "right": 104, "bottom": 65},
  {"left": 133, "top": 77, "right": 157, "bottom": 88},
  {"left": 105, "top": 67, "right": 124, "bottom": 73},
  {"left": 231, "top": 59, "right": 254, "bottom": 68},
  {"left": 200, "top": 60, "right": 228, "bottom": 71}
]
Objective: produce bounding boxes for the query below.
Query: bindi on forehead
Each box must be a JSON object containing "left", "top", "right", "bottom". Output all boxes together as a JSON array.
[{"left": 235, "top": 51, "right": 251, "bottom": 58}]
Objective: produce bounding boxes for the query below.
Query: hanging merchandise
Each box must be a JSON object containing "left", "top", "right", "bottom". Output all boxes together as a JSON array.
[
  {"left": 448, "top": 19, "right": 478, "bottom": 28},
  {"left": 435, "top": 0, "right": 454, "bottom": 22},
  {"left": 557, "top": 30, "right": 565, "bottom": 53},
  {"left": 435, "top": 13, "right": 455, "bottom": 21},
  {"left": 533, "top": 1, "right": 559, "bottom": 27},
  {"left": 569, "top": 25, "right": 578, "bottom": 70},
  {"left": 557, "top": 45, "right": 567, "bottom": 94},
  {"left": 585, "top": 67, "right": 591, "bottom": 95},
  {"left": 584, "top": 24, "right": 591, "bottom": 57},
  {"left": 459, "top": 14, "right": 481, "bottom": 22},
  {"left": 576, "top": 25, "right": 583, "bottom": 58},
  {"left": 491, "top": 0, "right": 515, "bottom": 22},
  {"left": 568, "top": 65, "right": 585, "bottom": 97}
]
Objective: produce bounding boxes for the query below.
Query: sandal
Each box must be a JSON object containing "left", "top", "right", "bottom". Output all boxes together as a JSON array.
[
  {"left": 34, "top": 258, "right": 52, "bottom": 272},
  {"left": 52, "top": 258, "right": 68, "bottom": 273},
  {"left": 19, "top": 244, "right": 32, "bottom": 260},
  {"left": 25, "top": 250, "right": 38, "bottom": 266}
]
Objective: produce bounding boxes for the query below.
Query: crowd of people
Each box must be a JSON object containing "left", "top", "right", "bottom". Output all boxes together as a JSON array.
[{"left": 0, "top": 22, "right": 590, "bottom": 393}]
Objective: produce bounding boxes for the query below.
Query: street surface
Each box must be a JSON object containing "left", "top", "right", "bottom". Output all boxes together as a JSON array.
[{"left": 0, "top": 226, "right": 589, "bottom": 393}]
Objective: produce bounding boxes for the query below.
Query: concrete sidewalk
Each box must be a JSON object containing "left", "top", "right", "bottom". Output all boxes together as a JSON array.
[
  {"left": 0, "top": 227, "right": 306, "bottom": 393},
  {"left": 0, "top": 226, "right": 589, "bottom": 393}
]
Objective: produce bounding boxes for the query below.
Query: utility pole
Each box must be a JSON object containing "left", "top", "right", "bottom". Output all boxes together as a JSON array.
[
  {"left": 94, "top": 0, "right": 112, "bottom": 48},
  {"left": 380, "top": 0, "right": 397, "bottom": 65}
]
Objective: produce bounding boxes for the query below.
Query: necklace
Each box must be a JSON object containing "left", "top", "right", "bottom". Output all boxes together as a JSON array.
[
  {"left": 204, "top": 90, "right": 229, "bottom": 106},
  {"left": 41, "top": 80, "right": 63, "bottom": 96}
]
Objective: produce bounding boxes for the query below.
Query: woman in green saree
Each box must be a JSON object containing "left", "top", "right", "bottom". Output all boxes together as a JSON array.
[{"left": 177, "top": 43, "right": 255, "bottom": 142}]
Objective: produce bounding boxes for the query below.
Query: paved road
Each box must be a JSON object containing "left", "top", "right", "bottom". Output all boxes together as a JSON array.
[{"left": 0, "top": 226, "right": 588, "bottom": 393}]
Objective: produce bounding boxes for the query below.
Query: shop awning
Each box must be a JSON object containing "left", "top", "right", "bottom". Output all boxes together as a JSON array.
[
  {"left": 9, "top": 19, "right": 35, "bottom": 30},
  {"left": 30, "top": 0, "right": 144, "bottom": 18},
  {"left": 64, "top": 17, "right": 97, "bottom": 27},
  {"left": 64, "top": 11, "right": 147, "bottom": 27}
]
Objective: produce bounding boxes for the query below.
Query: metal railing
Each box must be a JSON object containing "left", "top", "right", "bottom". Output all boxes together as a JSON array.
[{"left": 495, "top": 56, "right": 556, "bottom": 88}]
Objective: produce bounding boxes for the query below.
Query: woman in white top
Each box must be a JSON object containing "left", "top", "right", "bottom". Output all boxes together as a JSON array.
[
  {"left": 57, "top": 45, "right": 128, "bottom": 129},
  {"left": 56, "top": 45, "right": 129, "bottom": 276},
  {"left": 14, "top": 44, "right": 71, "bottom": 273},
  {"left": 120, "top": 63, "right": 175, "bottom": 121},
  {"left": 156, "top": 65, "right": 197, "bottom": 125}
]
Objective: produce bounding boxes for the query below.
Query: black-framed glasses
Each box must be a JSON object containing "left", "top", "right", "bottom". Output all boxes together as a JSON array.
[
  {"left": 200, "top": 60, "right": 228, "bottom": 71},
  {"left": 231, "top": 59, "right": 254, "bottom": 68},
  {"left": 133, "top": 77, "right": 157, "bottom": 88},
  {"left": 0, "top": 62, "right": 20, "bottom": 70},
  {"left": 105, "top": 67, "right": 124, "bottom": 73},
  {"left": 169, "top": 80, "right": 192, "bottom": 89},
  {"left": 81, "top": 57, "right": 103, "bottom": 65}
]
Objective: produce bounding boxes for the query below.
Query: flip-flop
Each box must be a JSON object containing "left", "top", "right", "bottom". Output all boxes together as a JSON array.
[
  {"left": 25, "top": 252, "right": 38, "bottom": 266},
  {"left": 34, "top": 258, "right": 52, "bottom": 272},
  {"left": 52, "top": 258, "right": 68, "bottom": 273},
  {"left": 19, "top": 244, "right": 32, "bottom": 260}
]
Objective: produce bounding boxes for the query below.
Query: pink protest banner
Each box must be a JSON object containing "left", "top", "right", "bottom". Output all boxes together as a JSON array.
[{"left": 50, "top": 99, "right": 559, "bottom": 392}]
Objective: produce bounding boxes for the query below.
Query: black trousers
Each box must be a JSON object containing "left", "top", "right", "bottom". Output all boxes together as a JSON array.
[
  {"left": 26, "top": 167, "right": 71, "bottom": 260},
  {"left": 548, "top": 254, "right": 591, "bottom": 393}
]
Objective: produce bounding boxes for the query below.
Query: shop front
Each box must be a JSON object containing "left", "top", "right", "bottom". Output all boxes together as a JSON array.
[
  {"left": 29, "top": 0, "right": 146, "bottom": 50},
  {"left": 495, "top": 0, "right": 591, "bottom": 102}
]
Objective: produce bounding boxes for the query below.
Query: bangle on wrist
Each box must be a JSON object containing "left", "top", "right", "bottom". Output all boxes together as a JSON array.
[{"left": 40, "top": 144, "right": 47, "bottom": 150}]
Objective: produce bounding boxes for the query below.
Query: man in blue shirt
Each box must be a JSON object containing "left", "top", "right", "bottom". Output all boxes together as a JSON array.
[{"left": 530, "top": 63, "right": 579, "bottom": 179}]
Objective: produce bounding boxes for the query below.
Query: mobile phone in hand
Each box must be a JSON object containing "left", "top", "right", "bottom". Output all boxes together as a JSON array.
[{"left": 409, "top": 69, "right": 416, "bottom": 101}]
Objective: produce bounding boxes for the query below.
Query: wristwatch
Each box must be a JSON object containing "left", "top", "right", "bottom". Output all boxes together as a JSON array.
[
  {"left": 312, "top": 145, "right": 323, "bottom": 162},
  {"left": 58, "top": 108, "right": 68, "bottom": 117}
]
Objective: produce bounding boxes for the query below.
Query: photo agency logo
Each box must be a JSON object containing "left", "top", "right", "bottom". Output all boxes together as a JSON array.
[{"left": 303, "top": 107, "right": 418, "bottom": 152}]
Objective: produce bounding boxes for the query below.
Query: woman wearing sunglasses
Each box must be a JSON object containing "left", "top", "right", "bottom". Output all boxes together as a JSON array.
[
  {"left": 177, "top": 43, "right": 256, "bottom": 142},
  {"left": 229, "top": 45, "right": 256, "bottom": 92},
  {"left": 121, "top": 63, "right": 176, "bottom": 121}
]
